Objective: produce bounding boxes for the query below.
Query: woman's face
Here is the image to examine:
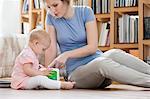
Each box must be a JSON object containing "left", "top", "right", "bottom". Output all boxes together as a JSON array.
[{"left": 46, "top": 0, "right": 69, "bottom": 18}]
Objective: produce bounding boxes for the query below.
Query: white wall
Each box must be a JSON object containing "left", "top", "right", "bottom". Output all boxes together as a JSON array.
[{"left": 0, "top": 0, "right": 20, "bottom": 36}]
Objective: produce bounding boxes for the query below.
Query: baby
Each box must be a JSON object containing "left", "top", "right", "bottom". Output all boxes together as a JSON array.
[{"left": 11, "top": 29, "right": 75, "bottom": 90}]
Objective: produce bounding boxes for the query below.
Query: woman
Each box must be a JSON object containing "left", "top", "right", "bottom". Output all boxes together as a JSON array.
[{"left": 44, "top": 0, "right": 150, "bottom": 88}]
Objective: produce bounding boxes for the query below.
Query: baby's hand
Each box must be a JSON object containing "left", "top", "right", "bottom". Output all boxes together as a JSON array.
[{"left": 41, "top": 68, "right": 51, "bottom": 76}]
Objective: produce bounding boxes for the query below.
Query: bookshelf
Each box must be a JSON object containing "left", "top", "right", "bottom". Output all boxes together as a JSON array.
[
  {"left": 139, "top": 0, "right": 150, "bottom": 60},
  {"left": 88, "top": 0, "right": 111, "bottom": 51},
  {"left": 88, "top": 0, "right": 139, "bottom": 53},
  {"left": 20, "top": 0, "right": 46, "bottom": 34}
]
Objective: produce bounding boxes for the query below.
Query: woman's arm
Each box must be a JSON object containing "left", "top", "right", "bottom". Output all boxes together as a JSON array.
[
  {"left": 45, "top": 24, "right": 57, "bottom": 67},
  {"left": 49, "top": 19, "right": 98, "bottom": 67}
]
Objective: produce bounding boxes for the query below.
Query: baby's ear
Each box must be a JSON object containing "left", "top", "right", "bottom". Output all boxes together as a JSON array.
[
  {"left": 33, "top": 39, "right": 39, "bottom": 45},
  {"left": 35, "top": 41, "right": 38, "bottom": 45}
]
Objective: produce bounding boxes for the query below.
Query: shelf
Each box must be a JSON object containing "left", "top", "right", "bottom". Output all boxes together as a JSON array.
[
  {"left": 143, "top": 40, "right": 150, "bottom": 45},
  {"left": 21, "top": 14, "right": 29, "bottom": 22},
  {"left": 142, "top": 0, "right": 150, "bottom": 4},
  {"left": 95, "top": 14, "right": 110, "bottom": 19},
  {"left": 98, "top": 46, "right": 110, "bottom": 51},
  {"left": 114, "top": 6, "right": 138, "bottom": 13},
  {"left": 145, "top": 4, "right": 150, "bottom": 9},
  {"left": 113, "top": 44, "right": 138, "bottom": 49},
  {"left": 32, "top": 9, "right": 42, "bottom": 13},
  {"left": 20, "top": 0, "right": 46, "bottom": 33},
  {"left": 21, "top": 14, "right": 29, "bottom": 19}
]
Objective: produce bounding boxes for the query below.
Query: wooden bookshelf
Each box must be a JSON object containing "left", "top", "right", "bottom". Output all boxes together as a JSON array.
[
  {"left": 113, "top": 44, "right": 138, "bottom": 49},
  {"left": 142, "top": 40, "right": 150, "bottom": 46},
  {"left": 98, "top": 46, "right": 110, "bottom": 51},
  {"left": 21, "top": 14, "right": 29, "bottom": 22},
  {"left": 95, "top": 14, "right": 110, "bottom": 19},
  {"left": 32, "top": 9, "right": 42, "bottom": 13},
  {"left": 139, "top": 0, "right": 150, "bottom": 60},
  {"left": 114, "top": 6, "right": 138, "bottom": 13},
  {"left": 20, "top": 0, "right": 46, "bottom": 34},
  {"left": 88, "top": 0, "right": 139, "bottom": 52}
]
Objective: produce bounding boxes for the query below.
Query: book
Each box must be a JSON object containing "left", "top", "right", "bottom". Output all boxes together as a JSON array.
[
  {"left": 144, "top": 17, "right": 150, "bottom": 39},
  {"left": 145, "top": 56, "right": 150, "bottom": 65},
  {"left": 0, "top": 79, "right": 11, "bottom": 88}
]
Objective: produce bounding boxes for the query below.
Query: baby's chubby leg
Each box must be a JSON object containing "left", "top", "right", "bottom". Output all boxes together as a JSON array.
[{"left": 24, "top": 75, "right": 75, "bottom": 90}]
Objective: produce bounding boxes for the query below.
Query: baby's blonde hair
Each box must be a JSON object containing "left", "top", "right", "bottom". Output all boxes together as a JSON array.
[{"left": 29, "top": 29, "right": 50, "bottom": 44}]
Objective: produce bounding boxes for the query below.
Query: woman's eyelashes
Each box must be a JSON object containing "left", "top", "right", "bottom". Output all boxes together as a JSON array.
[
  {"left": 53, "top": 4, "right": 58, "bottom": 7},
  {"left": 47, "top": 6, "right": 50, "bottom": 9},
  {"left": 47, "top": 4, "right": 58, "bottom": 9}
]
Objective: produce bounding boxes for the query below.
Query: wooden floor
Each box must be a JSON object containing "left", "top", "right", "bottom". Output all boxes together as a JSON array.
[{"left": 1, "top": 84, "right": 150, "bottom": 99}]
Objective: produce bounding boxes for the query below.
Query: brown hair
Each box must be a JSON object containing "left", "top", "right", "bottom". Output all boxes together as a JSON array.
[
  {"left": 43, "top": 0, "right": 72, "bottom": 5},
  {"left": 61, "top": 0, "right": 71, "bottom": 5},
  {"left": 29, "top": 29, "right": 50, "bottom": 44}
]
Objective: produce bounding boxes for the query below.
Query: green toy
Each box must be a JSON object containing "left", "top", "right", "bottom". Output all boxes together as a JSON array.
[{"left": 47, "top": 68, "right": 59, "bottom": 80}]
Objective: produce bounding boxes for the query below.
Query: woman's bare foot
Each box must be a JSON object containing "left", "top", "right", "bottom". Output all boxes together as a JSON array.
[{"left": 61, "top": 81, "right": 75, "bottom": 89}]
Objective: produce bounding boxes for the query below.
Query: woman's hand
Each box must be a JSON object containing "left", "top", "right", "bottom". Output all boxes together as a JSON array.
[{"left": 49, "top": 52, "right": 70, "bottom": 68}]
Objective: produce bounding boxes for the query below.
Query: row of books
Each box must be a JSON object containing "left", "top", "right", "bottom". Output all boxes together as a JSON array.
[
  {"left": 114, "top": 0, "right": 138, "bottom": 7},
  {"left": 22, "top": 0, "right": 43, "bottom": 14},
  {"left": 98, "top": 22, "right": 110, "bottom": 46},
  {"left": 143, "top": 45, "right": 150, "bottom": 64},
  {"left": 118, "top": 14, "right": 138, "bottom": 43},
  {"left": 73, "top": 0, "right": 88, "bottom": 6},
  {"left": 145, "top": 56, "right": 150, "bottom": 65},
  {"left": 91, "top": 0, "right": 111, "bottom": 14}
]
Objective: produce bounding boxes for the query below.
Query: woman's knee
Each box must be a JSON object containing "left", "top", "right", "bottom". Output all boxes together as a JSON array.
[
  {"left": 90, "top": 57, "right": 106, "bottom": 68},
  {"left": 102, "top": 49, "right": 124, "bottom": 58},
  {"left": 90, "top": 57, "right": 113, "bottom": 70}
]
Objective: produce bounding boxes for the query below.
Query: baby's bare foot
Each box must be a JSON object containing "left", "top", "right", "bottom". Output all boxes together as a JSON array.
[{"left": 61, "top": 82, "right": 76, "bottom": 90}]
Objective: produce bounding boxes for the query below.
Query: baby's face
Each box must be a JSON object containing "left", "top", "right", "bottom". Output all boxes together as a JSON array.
[{"left": 36, "top": 40, "right": 50, "bottom": 55}]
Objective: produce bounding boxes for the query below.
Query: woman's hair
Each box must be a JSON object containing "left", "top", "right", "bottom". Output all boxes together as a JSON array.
[
  {"left": 61, "top": 0, "right": 71, "bottom": 5},
  {"left": 43, "top": 0, "right": 72, "bottom": 5},
  {"left": 29, "top": 29, "right": 50, "bottom": 44}
]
